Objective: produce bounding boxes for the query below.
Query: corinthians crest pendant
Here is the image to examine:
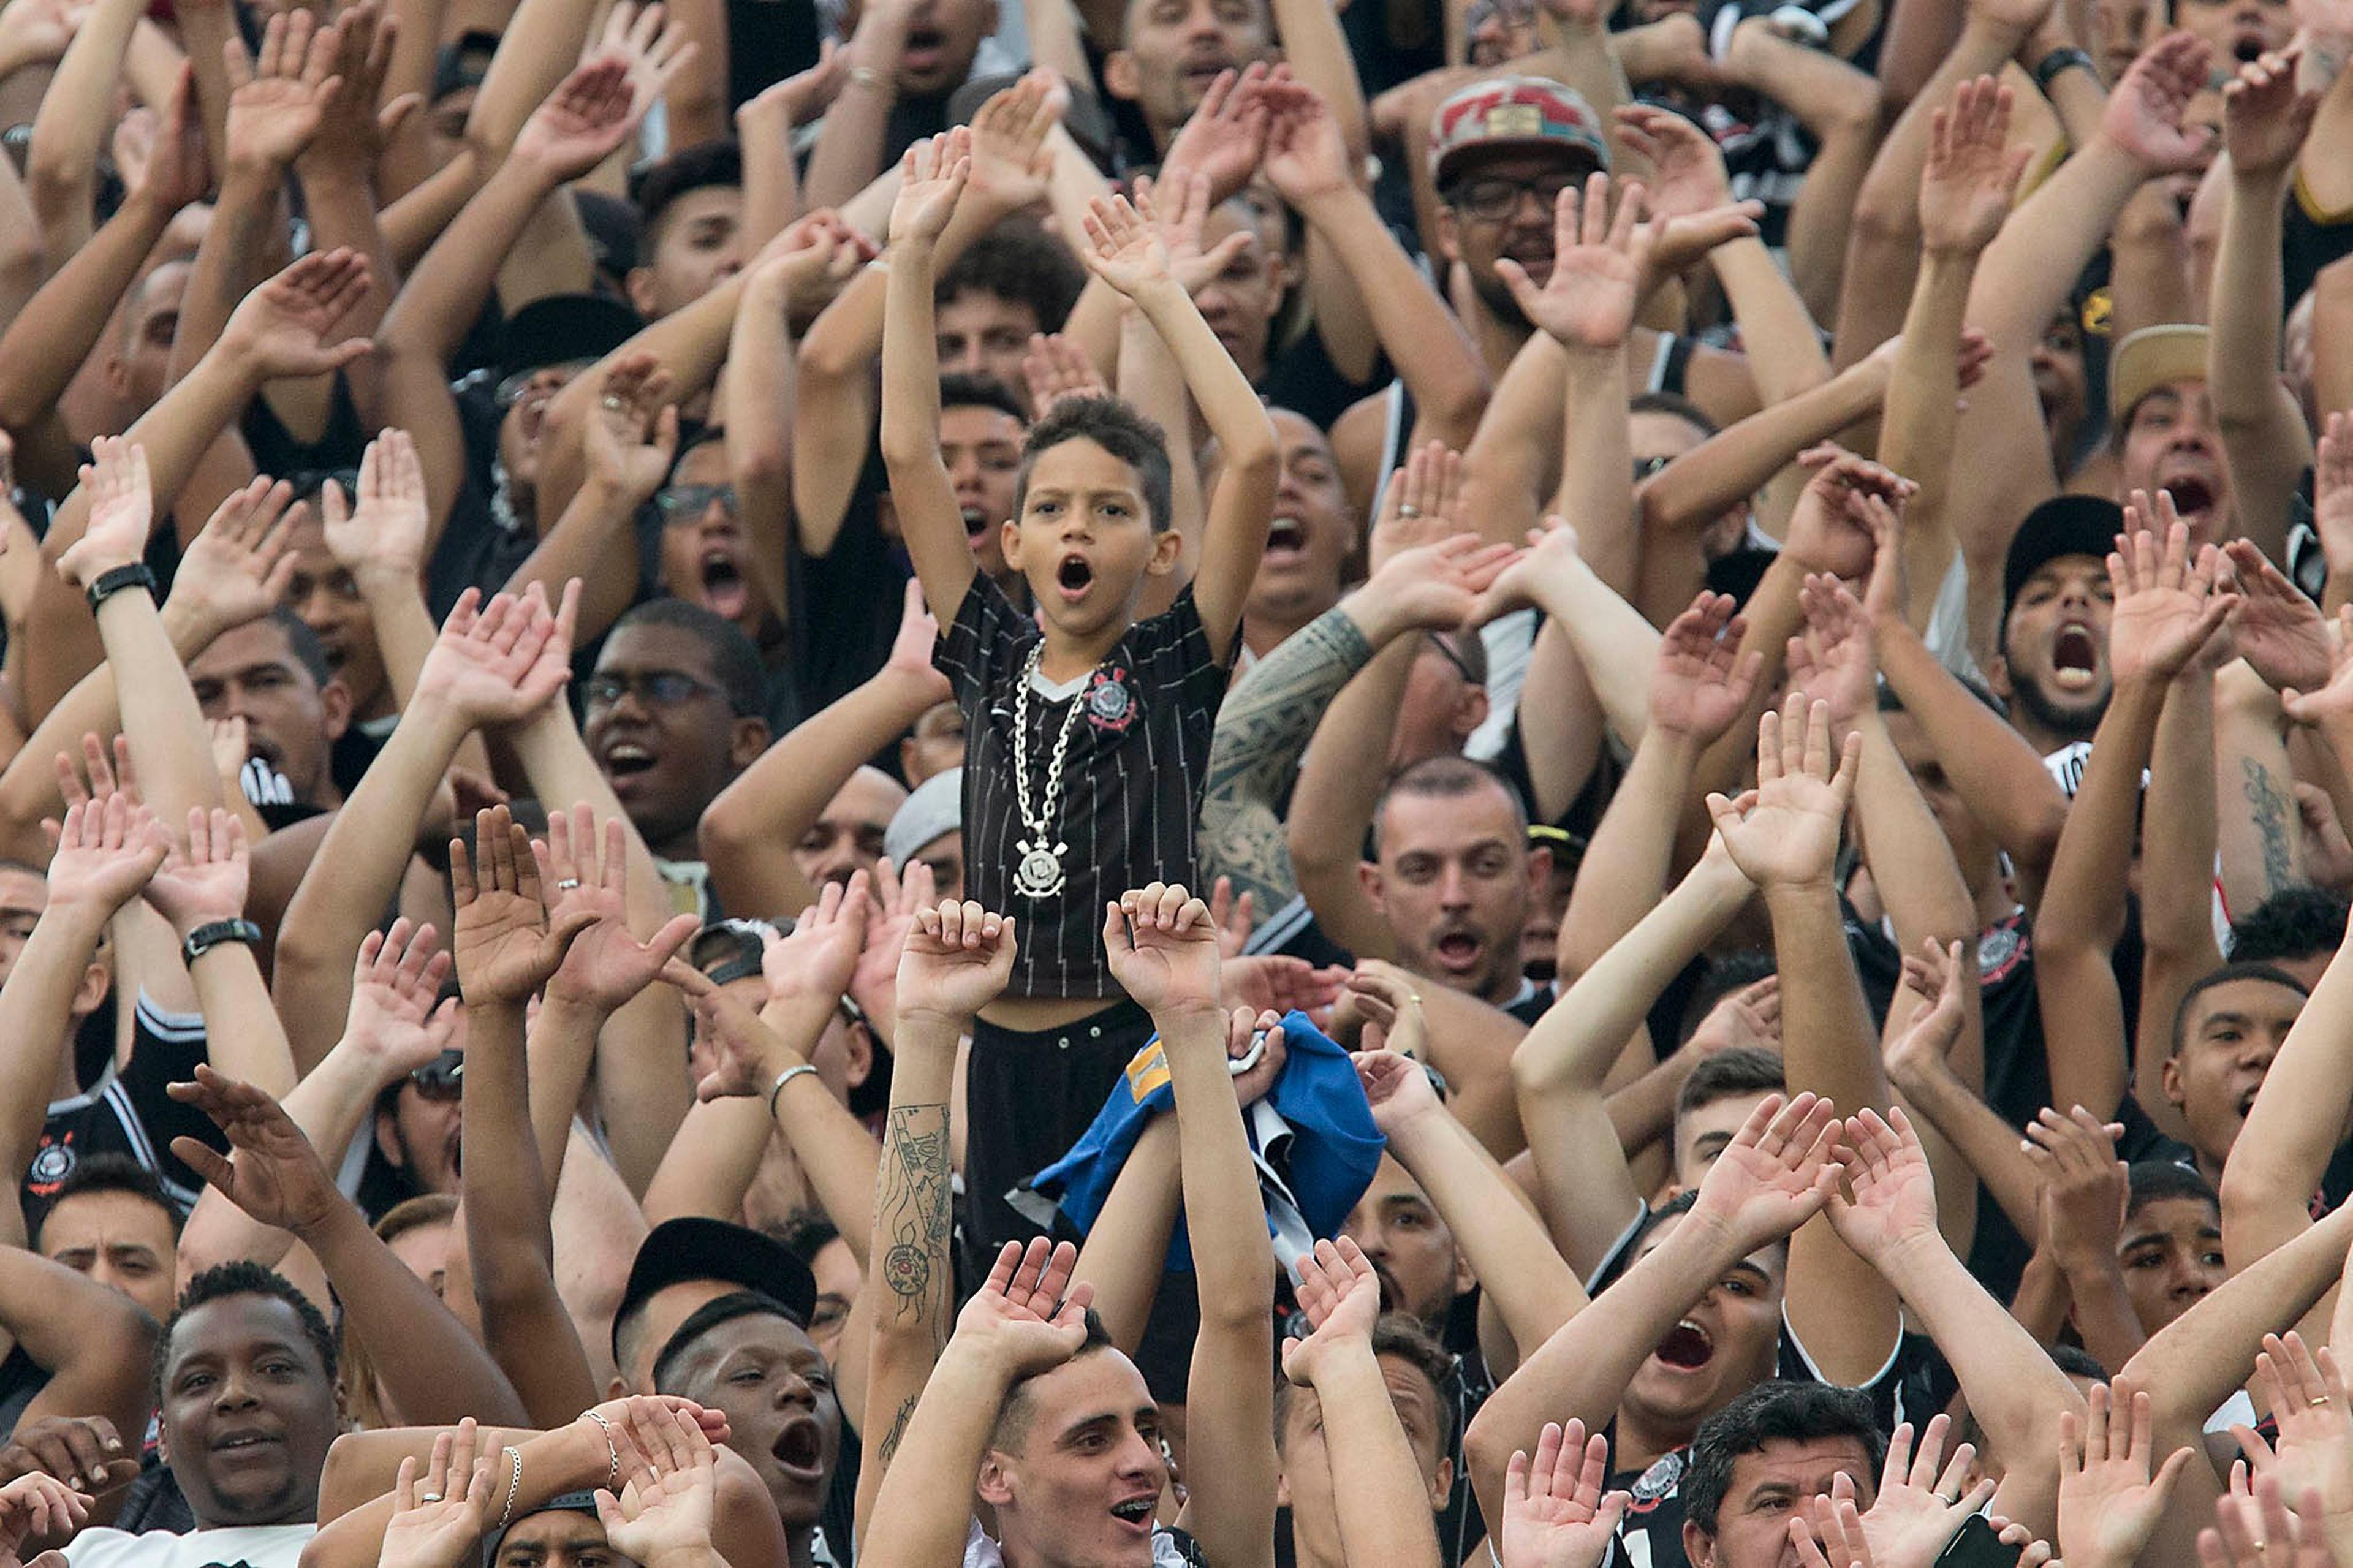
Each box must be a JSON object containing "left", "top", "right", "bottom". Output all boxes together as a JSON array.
[{"left": 1014, "top": 837, "right": 1069, "bottom": 899}]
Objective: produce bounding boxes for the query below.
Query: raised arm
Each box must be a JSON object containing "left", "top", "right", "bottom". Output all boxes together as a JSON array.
[
  {"left": 0, "top": 1244, "right": 159, "bottom": 1466},
  {"left": 21, "top": 0, "right": 148, "bottom": 259}
]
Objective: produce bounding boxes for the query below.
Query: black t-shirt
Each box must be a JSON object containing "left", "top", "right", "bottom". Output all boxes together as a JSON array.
[
  {"left": 790, "top": 449, "right": 911, "bottom": 715},
  {"left": 936, "top": 572, "right": 1228, "bottom": 999},
  {"left": 25, "top": 994, "right": 225, "bottom": 1230},
  {"left": 2284, "top": 176, "right": 2353, "bottom": 321}
]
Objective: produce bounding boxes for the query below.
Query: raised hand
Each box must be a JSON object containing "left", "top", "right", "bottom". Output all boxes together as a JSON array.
[
  {"left": 1704, "top": 695, "right": 1860, "bottom": 893},
  {"left": 586, "top": 1, "right": 697, "bottom": 135},
  {"left": 895, "top": 896, "right": 1017, "bottom": 1028},
  {"left": 596, "top": 1406, "right": 719, "bottom": 1568},
  {"left": 1788, "top": 573, "right": 1879, "bottom": 730},
  {"left": 2282, "top": 604, "right": 2353, "bottom": 729},
  {"left": 1850, "top": 1416, "right": 1995, "bottom": 1568},
  {"left": 1649, "top": 591, "right": 1764, "bottom": 745},
  {"left": 514, "top": 58, "right": 642, "bottom": 183},
  {"left": 1919, "top": 75, "right": 2029, "bottom": 255},
  {"left": 881, "top": 580, "right": 952, "bottom": 700},
  {"left": 2221, "top": 47, "right": 2316, "bottom": 181},
  {"left": 2059, "top": 1379, "right": 2196, "bottom": 1568},
  {"left": 1881, "top": 939, "right": 1967, "bottom": 1091},
  {"left": 536, "top": 804, "right": 700, "bottom": 1014},
  {"left": 583, "top": 355, "right": 681, "bottom": 504},
  {"left": 2102, "top": 32, "right": 2218, "bottom": 175},
  {"left": 1377, "top": 531, "right": 1525, "bottom": 632},
  {"left": 852, "top": 856, "right": 933, "bottom": 1032},
  {"left": 762, "top": 873, "right": 871, "bottom": 1012},
  {"left": 1684, "top": 975, "right": 1781, "bottom": 1058},
  {"left": 1135, "top": 170, "right": 1253, "bottom": 298},
  {"left": 1686, "top": 1091, "right": 1843, "bottom": 1254},
  {"left": 325, "top": 428, "right": 431, "bottom": 585},
  {"left": 1283, "top": 1235, "right": 1382, "bottom": 1387},
  {"left": 166, "top": 476, "right": 303, "bottom": 645},
  {"left": 2106, "top": 506, "right": 2237, "bottom": 686},
  {"left": 165, "top": 1065, "right": 341, "bottom": 1237},
  {"left": 1102, "top": 883, "right": 1224, "bottom": 1018},
  {"left": 1786, "top": 447, "right": 1917, "bottom": 579},
  {"left": 379, "top": 1419, "right": 498, "bottom": 1568},
  {"left": 1260, "top": 78, "right": 1355, "bottom": 209},
  {"left": 0, "top": 1471, "right": 88, "bottom": 1568},
  {"left": 2200, "top": 1470, "right": 2339, "bottom": 1568},
  {"left": 2234, "top": 1333, "right": 2353, "bottom": 1540},
  {"left": 1501, "top": 1420, "right": 1628, "bottom": 1568},
  {"left": 414, "top": 585, "right": 577, "bottom": 727},
  {"left": 2223, "top": 539, "right": 2330, "bottom": 694},
  {"left": 1824, "top": 1106, "right": 1941, "bottom": 1264},
  {"left": 964, "top": 70, "right": 1058, "bottom": 214},
  {"left": 450, "top": 805, "right": 598, "bottom": 1007},
  {"left": 145, "top": 807, "right": 251, "bottom": 936},
  {"left": 222, "top": 7, "right": 344, "bottom": 175},
  {"left": 1493, "top": 173, "right": 1654, "bottom": 353},
  {"left": 1160, "top": 62, "right": 1274, "bottom": 206},
  {"left": 1079, "top": 190, "right": 1179, "bottom": 300},
  {"left": 300, "top": 1, "right": 419, "bottom": 175},
  {"left": 1022, "top": 333, "right": 1109, "bottom": 416},
  {"left": 1366, "top": 440, "right": 1468, "bottom": 570},
  {"left": 2316, "top": 413, "right": 2353, "bottom": 584},
  {"left": 952, "top": 1238, "right": 1095, "bottom": 1377},
  {"left": 44, "top": 792, "right": 166, "bottom": 923},
  {"left": 218, "top": 248, "right": 375, "bottom": 381},
  {"left": 887, "top": 127, "right": 971, "bottom": 248},
  {"left": 340, "top": 919, "right": 457, "bottom": 1083},
  {"left": 669, "top": 960, "right": 793, "bottom": 1103},
  {"left": 1354, "top": 1049, "right": 1443, "bottom": 1135},
  {"left": 1612, "top": 104, "right": 1732, "bottom": 219},
  {"left": 59, "top": 436, "right": 153, "bottom": 586},
  {"left": 132, "top": 65, "right": 211, "bottom": 215},
  {"left": 0, "top": 0, "right": 90, "bottom": 72}
]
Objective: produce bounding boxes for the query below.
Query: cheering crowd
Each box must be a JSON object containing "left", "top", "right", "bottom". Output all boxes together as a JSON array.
[{"left": 0, "top": 1, "right": 2348, "bottom": 1567}]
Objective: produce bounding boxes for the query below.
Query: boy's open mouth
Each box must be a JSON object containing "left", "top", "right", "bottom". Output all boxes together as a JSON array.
[{"left": 1057, "top": 555, "right": 1094, "bottom": 597}]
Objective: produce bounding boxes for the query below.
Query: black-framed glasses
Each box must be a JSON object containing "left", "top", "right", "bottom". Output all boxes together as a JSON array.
[
  {"left": 1447, "top": 171, "right": 1581, "bottom": 222},
  {"left": 409, "top": 1050, "right": 464, "bottom": 1100},
  {"left": 493, "top": 360, "right": 590, "bottom": 411},
  {"left": 583, "top": 668, "right": 729, "bottom": 711},
  {"left": 653, "top": 483, "right": 739, "bottom": 526}
]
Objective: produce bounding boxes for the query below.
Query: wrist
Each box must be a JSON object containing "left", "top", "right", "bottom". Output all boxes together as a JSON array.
[
  {"left": 352, "top": 558, "right": 425, "bottom": 600},
  {"left": 1760, "top": 876, "right": 1841, "bottom": 907},
  {"left": 535, "top": 987, "right": 616, "bottom": 1028},
  {"left": 293, "top": 1186, "right": 366, "bottom": 1248},
  {"left": 1877, "top": 1225, "right": 1954, "bottom": 1281}
]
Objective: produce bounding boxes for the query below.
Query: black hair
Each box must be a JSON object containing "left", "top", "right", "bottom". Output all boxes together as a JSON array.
[
  {"left": 2169, "top": 961, "right": 2309, "bottom": 1058},
  {"left": 264, "top": 607, "right": 335, "bottom": 689},
  {"left": 608, "top": 598, "right": 769, "bottom": 719},
  {"left": 630, "top": 139, "right": 743, "bottom": 256},
  {"left": 650, "top": 1290, "right": 804, "bottom": 1393},
  {"left": 1682, "top": 1381, "right": 1886, "bottom": 1537},
  {"left": 1631, "top": 390, "right": 1719, "bottom": 439},
  {"left": 1674, "top": 950, "right": 1778, "bottom": 1047},
  {"left": 939, "top": 373, "right": 1030, "bottom": 427},
  {"left": 771, "top": 1211, "right": 842, "bottom": 1265},
  {"left": 993, "top": 1309, "right": 1117, "bottom": 1452},
  {"left": 2048, "top": 1341, "right": 2108, "bottom": 1384},
  {"left": 2126, "top": 1160, "right": 2219, "bottom": 1222},
  {"left": 1374, "top": 757, "right": 1529, "bottom": 857},
  {"left": 1273, "top": 1312, "right": 1455, "bottom": 1452},
  {"left": 37, "top": 1154, "right": 183, "bottom": 1246},
  {"left": 156, "top": 1261, "right": 338, "bottom": 1401},
  {"left": 2229, "top": 887, "right": 2351, "bottom": 966},
  {"left": 1675, "top": 1047, "right": 1786, "bottom": 1124},
  {"left": 936, "top": 217, "right": 1087, "bottom": 335},
  {"left": 1016, "top": 395, "right": 1175, "bottom": 535}
]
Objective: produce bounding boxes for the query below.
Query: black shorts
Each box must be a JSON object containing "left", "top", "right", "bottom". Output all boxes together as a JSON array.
[{"left": 961, "top": 997, "right": 1199, "bottom": 1401}]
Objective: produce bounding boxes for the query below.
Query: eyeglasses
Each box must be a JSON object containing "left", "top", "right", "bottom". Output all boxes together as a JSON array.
[
  {"left": 583, "top": 668, "right": 730, "bottom": 710},
  {"left": 1447, "top": 172, "right": 1582, "bottom": 222},
  {"left": 409, "top": 1050, "right": 464, "bottom": 1101},
  {"left": 653, "top": 483, "right": 739, "bottom": 525},
  {"left": 493, "top": 360, "right": 591, "bottom": 411}
]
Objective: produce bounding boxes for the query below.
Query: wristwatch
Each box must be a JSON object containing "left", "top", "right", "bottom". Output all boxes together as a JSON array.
[
  {"left": 182, "top": 918, "right": 263, "bottom": 964},
  {"left": 2031, "top": 46, "right": 2096, "bottom": 93},
  {"left": 85, "top": 562, "right": 157, "bottom": 614}
]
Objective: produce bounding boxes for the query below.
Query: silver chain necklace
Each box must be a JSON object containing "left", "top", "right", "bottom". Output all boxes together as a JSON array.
[{"left": 1010, "top": 640, "right": 1089, "bottom": 900}]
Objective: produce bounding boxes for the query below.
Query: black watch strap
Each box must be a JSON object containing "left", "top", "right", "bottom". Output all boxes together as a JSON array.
[
  {"left": 85, "top": 563, "right": 157, "bottom": 614},
  {"left": 182, "top": 918, "right": 263, "bottom": 964},
  {"left": 2032, "top": 46, "right": 2095, "bottom": 92}
]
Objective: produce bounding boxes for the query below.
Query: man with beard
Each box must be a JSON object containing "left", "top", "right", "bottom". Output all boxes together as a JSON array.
[
  {"left": 1990, "top": 497, "right": 2123, "bottom": 790},
  {"left": 1101, "top": 0, "right": 1276, "bottom": 157}
]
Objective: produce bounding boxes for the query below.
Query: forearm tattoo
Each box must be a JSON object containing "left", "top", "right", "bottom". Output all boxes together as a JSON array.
[
  {"left": 2242, "top": 756, "right": 2298, "bottom": 899},
  {"left": 875, "top": 1102, "right": 953, "bottom": 1338}
]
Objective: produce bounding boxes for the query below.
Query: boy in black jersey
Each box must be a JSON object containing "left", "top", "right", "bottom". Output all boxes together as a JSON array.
[{"left": 879, "top": 128, "right": 1277, "bottom": 1254}]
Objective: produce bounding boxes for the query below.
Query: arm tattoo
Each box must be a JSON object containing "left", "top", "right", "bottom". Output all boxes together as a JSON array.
[
  {"left": 875, "top": 1394, "right": 921, "bottom": 1471},
  {"left": 874, "top": 1102, "right": 953, "bottom": 1336},
  {"left": 2243, "top": 756, "right": 2298, "bottom": 897},
  {"left": 1200, "top": 605, "right": 1377, "bottom": 909}
]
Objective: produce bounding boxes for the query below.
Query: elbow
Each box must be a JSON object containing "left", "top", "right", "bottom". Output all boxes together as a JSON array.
[
  {"left": 697, "top": 781, "right": 757, "bottom": 862},
  {"left": 1461, "top": 1398, "right": 1515, "bottom": 1490},
  {"left": 2218, "top": 1147, "right": 2289, "bottom": 1237},
  {"left": 1847, "top": 182, "right": 1920, "bottom": 251}
]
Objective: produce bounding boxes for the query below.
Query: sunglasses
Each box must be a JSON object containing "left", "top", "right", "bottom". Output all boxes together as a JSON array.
[{"left": 408, "top": 1050, "right": 464, "bottom": 1100}]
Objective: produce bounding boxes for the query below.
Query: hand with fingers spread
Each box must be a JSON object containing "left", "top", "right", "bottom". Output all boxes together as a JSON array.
[
  {"left": 1160, "top": 62, "right": 1275, "bottom": 206},
  {"left": 44, "top": 792, "right": 165, "bottom": 924},
  {"left": 218, "top": 248, "right": 376, "bottom": 381},
  {"left": 1022, "top": 333, "right": 1108, "bottom": 416},
  {"left": 58, "top": 437, "right": 154, "bottom": 586},
  {"left": 1133, "top": 171, "right": 1252, "bottom": 298},
  {"left": 1849, "top": 1417, "right": 1994, "bottom": 1568},
  {"left": 414, "top": 583, "right": 580, "bottom": 728},
  {"left": 1788, "top": 574, "right": 1879, "bottom": 731},
  {"left": 1260, "top": 77, "right": 1357, "bottom": 210},
  {"left": 144, "top": 808, "right": 252, "bottom": 937},
  {"left": 536, "top": 804, "right": 701, "bottom": 1014},
  {"left": 450, "top": 805, "right": 599, "bottom": 1007},
  {"left": 950, "top": 1238, "right": 1096, "bottom": 1377},
  {"left": 339, "top": 919, "right": 458, "bottom": 1084},
  {"left": 1684, "top": 975, "right": 1782, "bottom": 1059},
  {"left": 2102, "top": 32, "right": 2218, "bottom": 173},
  {"left": 852, "top": 857, "right": 934, "bottom": 1033},
  {"left": 2283, "top": 605, "right": 2353, "bottom": 730},
  {"left": 1080, "top": 191, "right": 1182, "bottom": 301},
  {"left": 163, "top": 476, "right": 305, "bottom": 646},
  {"left": 1686, "top": 1091, "right": 1844, "bottom": 1254},
  {"left": 1104, "top": 882, "right": 1225, "bottom": 1020},
  {"left": 1880, "top": 941, "right": 1967, "bottom": 1092},
  {"left": 2022, "top": 1104, "right": 2129, "bottom": 1276},
  {"left": 1366, "top": 440, "right": 1468, "bottom": 570},
  {"left": 515, "top": 57, "right": 645, "bottom": 184},
  {"left": 894, "top": 895, "right": 1018, "bottom": 1030},
  {"left": 595, "top": 1406, "right": 719, "bottom": 1568},
  {"left": 760, "top": 872, "right": 871, "bottom": 1019},
  {"left": 380, "top": 1418, "right": 498, "bottom": 1568},
  {"left": 222, "top": 8, "right": 344, "bottom": 176},
  {"left": 1501, "top": 1420, "right": 1628, "bottom": 1568},
  {"left": 1791, "top": 1485, "right": 1879, "bottom": 1568},
  {"left": 582, "top": 355, "right": 682, "bottom": 505},
  {"left": 887, "top": 127, "right": 972, "bottom": 248},
  {"left": 1705, "top": 696, "right": 1861, "bottom": 893},
  {"left": 325, "top": 428, "right": 432, "bottom": 588},
  {"left": 964, "top": 70, "right": 1059, "bottom": 216},
  {"left": 165, "top": 1065, "right": 342, "bottom": 1237},
  {"left": 2059, "top": 1378, "right": 2197, "bottom": 1568},
  {"left": 300, "top": 1, "right": 419, "bottom": 176},
  {"left": 1648, "top": 591, "right": 1765, "bottom": 746},
  {"left": 2107, "top": 506, "right": 2239, "bottom": 686},
  {"left": 1786, "top": 447, "right": 1918, "bottom": 580},
  {"left": 1612, "top": 104, "right": 1732, "bottom": 219},
  {"left": 1824, "top": 1106, "right": 1942, "bottom": 1267},
  {"left": 1493, "top": 173, "right": 1654, "bottom": 354},
  {"left": 0, "top": 1471, "right": 88, "bottom": 1568},
  {"left": 1282, "top": 1235, "right": 1383, "bottom": 1387},
  {"left": 1919, "top": 75, "right": 2030, "bottom": 256},
  {"left": 585, "top": 1, "right": 699, "bottom": 133},
  {"left": 2222, "top": 46, "right": 2317, "bottom": 181},
  {"left": 2233, "top": 1333, "right": 2353, "bottom": 1542},
  {"left": 2200, "top": 1469, "right": 2340, "bottom": 1568},
  {"left": 2224, "top": 539, "right": 2329, "bottom": 693}
]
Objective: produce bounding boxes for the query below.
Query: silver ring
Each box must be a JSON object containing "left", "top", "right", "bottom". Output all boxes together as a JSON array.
[
  {"left": 601, "top": 395, "right": 625, "bottom": 411},
  {"left": 1398, "top": 504, "right": 1421, "bottom": 518},
  {"left": 417, "top": 1492, "right": 444, "bottom": 1505},
  {"left": 556, "top": 878, "right": 582, "bottom": 892}
]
